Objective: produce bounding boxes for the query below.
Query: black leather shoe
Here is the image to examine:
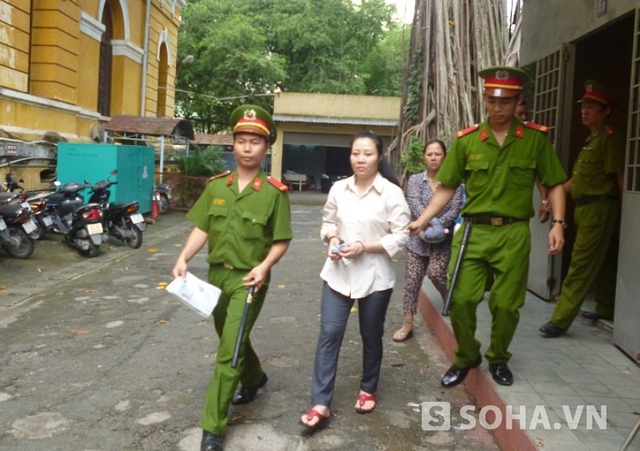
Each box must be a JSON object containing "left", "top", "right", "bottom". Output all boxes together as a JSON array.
[
  {"left": 488, "top": 363, "right": 513, "bottom": 386},
  {"left": 201, "top": 430, "right": 223, "bottom": 451},
  {"left": 581, "top": 311, "right": 601, "bottom": 321},
  {"left": 539, "top": 321, "right": 566, "bottom": 338},
  {"left": 231, "top": 372, "right": 268, "bottom": 405},
  {"left": 441, "top": 357, "right": 482, "bottom": 388}
]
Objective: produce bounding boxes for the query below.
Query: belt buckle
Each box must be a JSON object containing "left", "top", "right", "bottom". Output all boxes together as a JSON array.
[
  {"left": 223, "top": 262, "right": 234, "bottom": 270},
  {"left": 491, "top": 217, "right": 503, "bottom": 226}
]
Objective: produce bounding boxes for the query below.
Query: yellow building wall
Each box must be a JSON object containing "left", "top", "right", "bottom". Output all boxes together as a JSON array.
[
  {"left": 1, "top": 0, "right": 184, "bottom": 142},
  {"left": 76, "top": 33, "right": 100, "bottom": 112},
  {"left": 0, "top": 0, "right": 31, "bottom": 92},
  {"left": 30, "top": 0, "right": 80, "bottom": 104}
]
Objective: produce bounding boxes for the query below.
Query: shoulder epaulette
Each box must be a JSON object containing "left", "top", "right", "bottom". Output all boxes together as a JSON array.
[
  {"left": 456, "top": 124, "right": 480, "bottom": 139},
  {"left": 267, "top": 176, "right": 289, "bottom": 192},
  {"left": 605, "top": 126, "right": 615, "bottom": 136},
  {"left": 208, "top": 170, "right": 231, "bottom": 182},
  {"left": 524, "top": 122, "right": 550, "bottom": 133}
]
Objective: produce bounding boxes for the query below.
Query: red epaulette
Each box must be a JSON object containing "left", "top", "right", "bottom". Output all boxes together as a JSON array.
[
  {"left": 267, "top": 176, "right": 289, "bottom": 192},
  {"left": 208, "top": 170, "right": 231, "bottom": 182},
  {"left": 605, "top": 126, "right": 615, "bottom": 136},
  {"left": 524, "top": 122, "right": 550, "bottom": 133},
  {"left": 456, "top": 124, "right": 480, "bottom": 139}
]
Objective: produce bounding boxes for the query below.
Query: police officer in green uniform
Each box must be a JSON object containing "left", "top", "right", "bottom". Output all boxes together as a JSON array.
[
  {"left": 172, "top": 105, "right": 293, "bottom": 451},
  {"left": 407, "top": 66, "right": 568, "bottom": 387},
  {"left": 539, "top": 80, "right": 624, "bottom": 338}
]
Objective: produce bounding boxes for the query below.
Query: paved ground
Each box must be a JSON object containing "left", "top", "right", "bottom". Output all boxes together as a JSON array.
[{"left": 0, "top": 193, "right": 499, "bottom": 451}]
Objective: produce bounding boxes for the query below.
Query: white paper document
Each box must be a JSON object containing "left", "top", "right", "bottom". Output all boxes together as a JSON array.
[{"left": 166, "top": 272, "right": 221, "bottom": 318}]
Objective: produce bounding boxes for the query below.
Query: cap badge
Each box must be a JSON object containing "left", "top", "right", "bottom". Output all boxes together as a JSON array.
[
  {"left": 243, "top": 109, "right": 257, "bottom": 120},
  {"left": 496, "top": 70, "right": 509, "bottom": 80}
]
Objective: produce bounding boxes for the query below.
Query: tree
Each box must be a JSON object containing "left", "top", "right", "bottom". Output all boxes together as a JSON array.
[
  {"left": 175, "top": 0, "right": 402, "bottom": 133},
  {"left": 388, "top": 0, "right": 511, "bottom": 183}
]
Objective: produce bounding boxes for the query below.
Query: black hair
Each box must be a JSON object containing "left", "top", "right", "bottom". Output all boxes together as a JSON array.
[
  {"left": 424, "top": 138, "right": 447, "bottom": 154},
  {"left": 350, "top": 130, "right": 400, "bottom": 187}
]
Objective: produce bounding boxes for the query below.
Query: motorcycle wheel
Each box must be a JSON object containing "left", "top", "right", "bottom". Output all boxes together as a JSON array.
[
  {"left": 2, "top": 226, "right": 35, "bottom": 259},
  {"left": 126, "top": 225, "right": 143, "bottom": 249},
  {"left": 34, "top": 219, "right": 47, "bottom": 240},
  {"left": 158, "top": 194, "right": 169, "bottom": 214},
  {"left": 87, "top": 242, "right": 101, "bottom": 258}
]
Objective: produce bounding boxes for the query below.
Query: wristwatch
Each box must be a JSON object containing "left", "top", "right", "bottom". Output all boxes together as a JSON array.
[{"left": 551, "top": 219, "right": 567, "bottom": 229}]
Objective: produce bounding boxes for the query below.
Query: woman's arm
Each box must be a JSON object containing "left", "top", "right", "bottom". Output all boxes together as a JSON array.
[{"left": 405, "top": 174, "right": 424, "bottom": 219}]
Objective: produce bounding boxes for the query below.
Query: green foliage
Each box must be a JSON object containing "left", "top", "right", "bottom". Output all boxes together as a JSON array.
[
  {"left": 362, "top": 24, "right": 408, "bottom": 96},
  {"left": 176, "top": 0, "right": 403, "bottom": 132},
  {"left": 403, "top": 39, "right": 423, "bottom": 125},
  {"left": 176, "top": 145, "right": 226, "bottom": 177},
  {"left": 400, "top": 136, "right": 426, "bottom": 174}
]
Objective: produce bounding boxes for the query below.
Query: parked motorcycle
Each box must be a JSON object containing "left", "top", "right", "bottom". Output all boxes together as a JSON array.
[
  {"left": 87, "top": 171, "right": 145, "bottom": 249},
  {"left": 0, "top": 202, "right": 38, "bottom": 259},
  {"left": 26, "top": 193, "right": 55, "bottom": 240},
  {"left": 44, "top": 181, "right": 104, "bottom": 257},
  {"left": 1, "top": 164, "right": 24, "bottom": 192},
  {"left": 153, "top": 182, "right": 172, "bottom": 214}
]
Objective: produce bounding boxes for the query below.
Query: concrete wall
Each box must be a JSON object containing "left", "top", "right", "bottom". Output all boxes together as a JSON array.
[
  {"left": 520, "top": 0, "right": 637, "bottom": 65},
  {"left": 271, "top": 93, "right": 401, "bottom": 181},
  {"left": 274, "top": 92, "right": 401, "bottom": 121}
]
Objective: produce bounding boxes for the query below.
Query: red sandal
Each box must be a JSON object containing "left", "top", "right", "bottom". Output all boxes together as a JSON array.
[
  {"left": 299, "top": 407, "right": 330, "bottom": 430},
  {"left": 355, "top": 392, "right": 376, "bottom": 414}
]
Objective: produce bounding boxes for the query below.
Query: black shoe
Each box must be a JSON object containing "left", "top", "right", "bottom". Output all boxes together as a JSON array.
[
  {"left": 488, "top": 362, "right": 513, "bottom": 386},
  {"left": 201, "top": 430, "right": 223, "bottom": 451},
  {"left": 231, "top": 372, "right": 268, "bottom": 405},
  {"left": 539, "top": 321, "right": 566, "bottom": 338},
  {"left": 441, "top": 357, "right": 482, "bottom": 388},
  {"left": 581, "top": 311, "right": 600, "bottom": 321}
]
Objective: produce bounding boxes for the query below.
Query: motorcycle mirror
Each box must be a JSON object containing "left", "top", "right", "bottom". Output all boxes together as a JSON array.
[
  {"left": 84, "top": 179, "right": 90, "bottom": 184},
  {"left": 111, "top": 169, "right": 118, "bottom": 175}
]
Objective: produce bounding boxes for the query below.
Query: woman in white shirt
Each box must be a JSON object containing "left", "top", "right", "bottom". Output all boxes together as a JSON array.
[{"left": 299, "top": 131, "right": 410, "bottom": 429}]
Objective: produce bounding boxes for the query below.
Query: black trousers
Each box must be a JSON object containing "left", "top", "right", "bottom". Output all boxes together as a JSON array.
[{"left": 311, "top": 282, "right": 392, "bottom": 406}]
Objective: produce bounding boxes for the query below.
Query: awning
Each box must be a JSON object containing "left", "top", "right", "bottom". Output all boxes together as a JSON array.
[{"left": 104, "top": 116, "right": 195, "bottom": 140}]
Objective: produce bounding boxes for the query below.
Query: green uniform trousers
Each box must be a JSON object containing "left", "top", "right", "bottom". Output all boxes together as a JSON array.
[
  {"left": 449, "top": 221, "right": 531, "bottom": 368},
  {"left": 550, "top": 200, "right": 619, "bottom": 329},
  {"left": 200, "top": 265, "right": 268, "bottom": 435}
]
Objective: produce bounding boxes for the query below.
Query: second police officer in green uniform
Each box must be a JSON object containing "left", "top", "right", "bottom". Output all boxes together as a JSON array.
[
  {"left": 407, "top": 66, "right": 568, "bottom": 387},
  {"left": 172, "top": 105, "right": 293, "bottom": 451},
  {"left": 539, "top": 80, "right": 625, "bottom": 338}
]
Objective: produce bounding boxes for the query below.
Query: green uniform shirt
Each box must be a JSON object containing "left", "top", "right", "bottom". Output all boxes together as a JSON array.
[
  {"left": 437, "top": 120, "right": 567, "bottom": 219},
  {"left": 187, "top": 170, "right": 293, "bottom": 270},
  {"left": 570, "top": 125, "right": 625, "bottom": 200}
]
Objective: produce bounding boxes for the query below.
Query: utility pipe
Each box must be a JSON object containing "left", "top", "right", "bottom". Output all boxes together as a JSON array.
[{"left": 140, "top": 0, "right": 152, "bottom": 116}]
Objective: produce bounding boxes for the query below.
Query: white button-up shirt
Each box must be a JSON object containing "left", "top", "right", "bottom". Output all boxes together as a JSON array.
[{"left": 320, "top": 173, "right": 411, "bottom": 298}]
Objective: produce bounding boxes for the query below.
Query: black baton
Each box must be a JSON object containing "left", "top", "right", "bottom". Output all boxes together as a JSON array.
[
  {"left": 442, "top": 220, "right": 472, "bottom": 316},
  {"left": 231, "top": 285, "right": 255, "bottom": 369}
]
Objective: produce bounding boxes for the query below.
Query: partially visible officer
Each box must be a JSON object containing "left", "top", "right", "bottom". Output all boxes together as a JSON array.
[
  {"left": 407, "top": 66, "right": 567, "bottom": 387},
  {"left": 539, "top": 80, "right": 624, "bottom": 338},
  {"left": 172, "top": 105, "right": 293, "bottom": 451}
]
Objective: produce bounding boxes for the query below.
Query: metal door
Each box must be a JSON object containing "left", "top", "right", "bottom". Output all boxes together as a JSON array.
[
  {"left": 614, "top": 7, "right": 640, "bottom": 364},
  {"left": 528, "top": 45, "right": 573, "bottom": 299}
]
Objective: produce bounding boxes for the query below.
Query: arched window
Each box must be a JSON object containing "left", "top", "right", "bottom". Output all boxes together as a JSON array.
[
  {"left": 156, "top": 44, "right": 169, "bottom": 117},
  {"left": 98, "top": 3, "right": 113, "bottom": 116}
]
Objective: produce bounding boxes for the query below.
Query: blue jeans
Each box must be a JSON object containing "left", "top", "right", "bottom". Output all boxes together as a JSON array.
[{"left": 311, "top": 282, "right": 392, "bottom": 406}]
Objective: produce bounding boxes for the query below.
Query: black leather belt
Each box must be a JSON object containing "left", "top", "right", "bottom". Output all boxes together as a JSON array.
[
  {"left": 465, "top": 215, "right": 527, "bottom": 226},
  {"left": 574, "top": 195, "right": 618, "bottom": 207}
]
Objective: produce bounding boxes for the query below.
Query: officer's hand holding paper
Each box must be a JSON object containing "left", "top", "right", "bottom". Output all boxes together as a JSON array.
[{"left": 166, "top": 272, "right": 221, "bottom": 318}]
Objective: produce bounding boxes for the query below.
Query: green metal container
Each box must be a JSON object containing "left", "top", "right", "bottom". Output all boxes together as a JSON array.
[{"left": 57, "top": 143, "right": 155, "bottom": 213}]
